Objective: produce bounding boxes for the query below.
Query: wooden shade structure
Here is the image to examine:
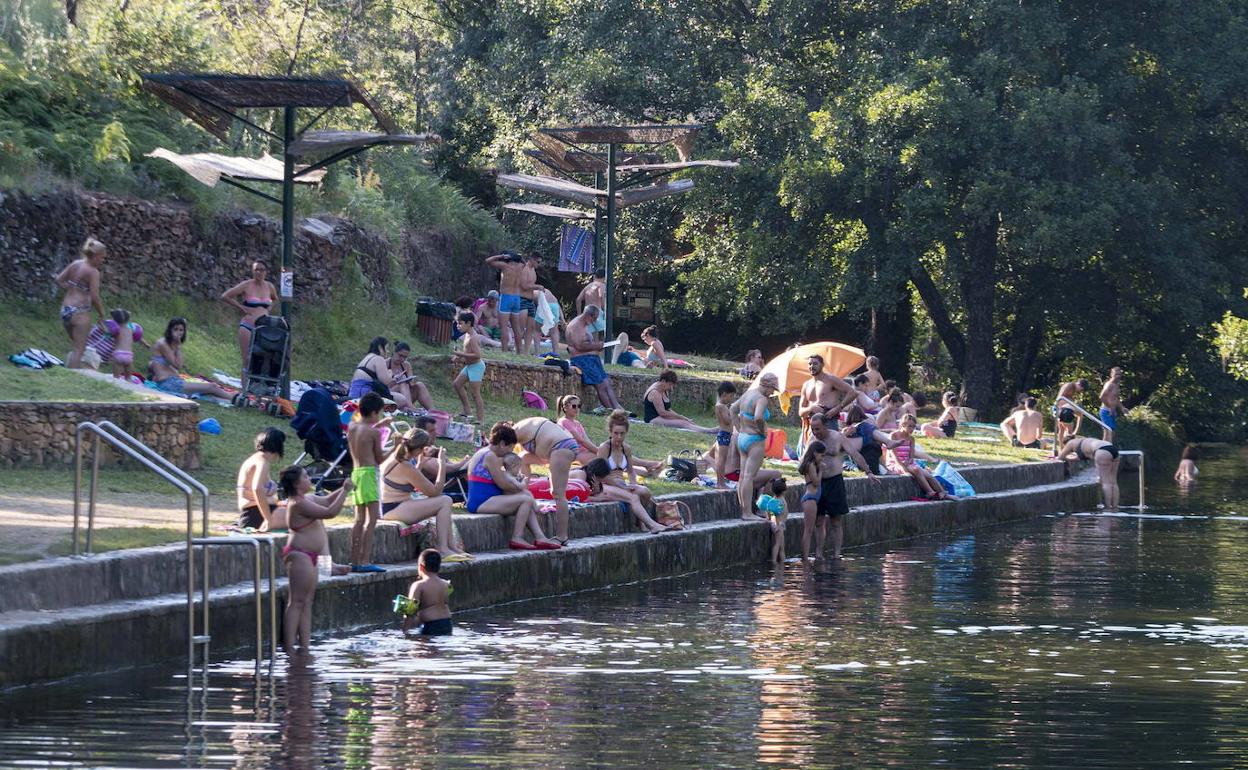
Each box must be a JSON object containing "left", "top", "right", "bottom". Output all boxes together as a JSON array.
[{"left": 499, "top": 123, "right": 737, "bottom": 336}]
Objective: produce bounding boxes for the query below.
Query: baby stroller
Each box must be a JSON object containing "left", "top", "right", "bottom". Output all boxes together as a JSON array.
[
  {"left": 290, "top": 387, "right": 351, "bottom": 491},
  {"left": 233, "top": 315, "right": 292, "bottom": 416}
]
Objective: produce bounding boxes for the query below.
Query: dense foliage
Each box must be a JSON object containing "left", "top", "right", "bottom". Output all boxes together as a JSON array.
[{"left": 3, "top": 0, "right": 1248, "bottom": 435}]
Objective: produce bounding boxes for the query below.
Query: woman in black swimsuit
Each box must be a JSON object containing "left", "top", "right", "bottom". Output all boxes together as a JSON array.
[
  {"left": 1056, "top": 436, "right": 1121, "bottom": 510},
  {"left": 220, "top": 261, "right": 278, "bottom": 384}
]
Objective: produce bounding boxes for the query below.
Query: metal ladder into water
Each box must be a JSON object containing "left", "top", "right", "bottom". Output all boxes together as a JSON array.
[{"left": 72, "top": 421, "right": 278, "bottom": 676}]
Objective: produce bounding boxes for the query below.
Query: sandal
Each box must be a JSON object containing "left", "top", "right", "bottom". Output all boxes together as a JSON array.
[{"left": 508, "top": 539, "right": 537, "bottom": 551}]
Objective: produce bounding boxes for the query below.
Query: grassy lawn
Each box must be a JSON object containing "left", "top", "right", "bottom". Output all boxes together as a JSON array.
[{"left": 0, "top": 365, "right": 150, "bottom": 402}]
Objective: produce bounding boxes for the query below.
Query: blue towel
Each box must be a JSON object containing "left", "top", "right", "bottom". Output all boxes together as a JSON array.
[{"left": 559, "top": 224, "right": 594, "bottom": 273}]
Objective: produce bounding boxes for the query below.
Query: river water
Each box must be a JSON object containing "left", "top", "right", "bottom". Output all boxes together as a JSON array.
[{"left": 2, "top": 448, "right": 1246, "bottom": 768}]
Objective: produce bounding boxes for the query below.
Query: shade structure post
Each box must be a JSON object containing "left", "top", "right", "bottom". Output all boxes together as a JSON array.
[
  {"left": 279, "top": 107, "right": 295, "bottom": 399},
  {"left": 593, "top": 171, "right": 603, "bottom": 271},
  {"left": 604, "top": 143, "right": 617, "bottom": 340}
]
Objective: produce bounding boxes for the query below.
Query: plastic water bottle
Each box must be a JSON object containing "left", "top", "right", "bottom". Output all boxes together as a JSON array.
[{"left": 318, "top": 550, "right": 332, "bottom": 578}]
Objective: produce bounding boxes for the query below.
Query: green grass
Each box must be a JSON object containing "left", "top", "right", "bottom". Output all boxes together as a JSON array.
[
  {"left": 0, "top": 365, "right": 149, "bottom": 402},
  {"left": 43, "top": 526, "right": 188, "bottom": 558}
]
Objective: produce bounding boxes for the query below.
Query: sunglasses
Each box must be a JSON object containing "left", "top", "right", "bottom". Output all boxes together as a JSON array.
[{"left": 567, "top": 403, "right": 581, "bottom": 409}]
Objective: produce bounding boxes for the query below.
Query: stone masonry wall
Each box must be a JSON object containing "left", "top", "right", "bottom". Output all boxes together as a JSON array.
[
  {"left": 0, "top": 400, "right": 201, "bottom": 470},
  {"left": 0, "top": 187, "right": 498, "bottom": 306}
]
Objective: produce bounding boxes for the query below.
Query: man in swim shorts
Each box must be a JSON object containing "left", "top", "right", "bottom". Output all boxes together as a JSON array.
[
  {"left": 485, "top": 251, "right": 527, "bottom": 354},
  {"left": 576, "top": 270, "right": 608, "bottom": 339},
  {"left": 478, "top": 291, "right": 502, "bottom": 340},
  {"left": 1001, "top": 396, "right": 1044, "bottom": 448},
  {"left": 515, "top": 252, "right": 543, "bottom": 355},
  {"left": 566, "top": 304, "right": 626, "bottom": 412},
  {"left": 806, "top": 413, "right": 878, "bottom": 561},
  {"left": 1099, "top": 367, "right": 1123, "bottom": 442},
  {"left": 798, "top": 355, "right": 857, "bottom": 451}
]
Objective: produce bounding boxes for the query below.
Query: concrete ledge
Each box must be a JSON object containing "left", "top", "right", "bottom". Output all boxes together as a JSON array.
[{"left": 0, "top": 467, "right": 1098, "bottom": 688}]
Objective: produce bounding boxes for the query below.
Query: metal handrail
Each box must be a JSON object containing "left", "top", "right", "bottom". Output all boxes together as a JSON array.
[
  {"left": 1051, "top": 399, "right": 1145, "bottom": 509},
  {"left": 95, "top": 420, "right": 210, "bottom": 533},
  {"left": 1056, "top": 395, "right": 1113, "bottom": 436},
  {"left": 1119, "top": 450, "right": 1146, "bottom": 510},
  {"left": 190, "top": 537, "right": 276, "bottom": 674}
]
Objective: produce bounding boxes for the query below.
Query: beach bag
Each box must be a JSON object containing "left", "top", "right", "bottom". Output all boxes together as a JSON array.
[
  {"left": 521, "top": 390, "right": 548, "bottom": 411},
  {"left": 664, "top": 457, "right": 699, "bottom": 483},
  {"left": 934, "top": 461, "right": 975, "bottom": 497},
  {"left": 528, "top": 477, "right": 592, "bottom": 502},
  {"left": 655, "top": 500, "right": 692, "bottom": 530},
  {"left": 764, "top": 428, "right": 787, "bottom": 460},
  {"left": 446, "top": 421, "right": 474, "bottom": 443}
]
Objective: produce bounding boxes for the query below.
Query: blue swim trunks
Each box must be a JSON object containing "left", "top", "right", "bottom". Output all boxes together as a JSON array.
[
  {"left": 499, "top": 293, "right": 522, "bottom": 314},
  {"left": 460, "top": 361, "right": 486, "bottom": 383},
  {"left": 1099, "top": 407, "right": 1117, "bottom": 431},
  {"left": 570, "top": 354, "right": 609, "bottom": 385},
  {"left": 716, "top": 429, "right": 732, "bottom": 447}
]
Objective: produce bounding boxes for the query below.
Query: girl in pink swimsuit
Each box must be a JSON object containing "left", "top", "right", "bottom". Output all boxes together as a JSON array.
[
  {"left": 280, "top": 466, "right": 354, "bottom": 654},
  {"left": 887, "top": 415, "right": 946, "bottom": 499}
]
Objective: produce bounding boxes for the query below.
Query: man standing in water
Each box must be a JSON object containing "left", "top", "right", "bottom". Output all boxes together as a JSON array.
[
  {"left": 1100, "top": 367, "right": 1124, "bottom": 442},
  {"left": 805, "top": 413, "right": 877, "bottom": 561},
  {"left": 566, "top": 305, "right": 626, "bottom": 412},
  {"left": 1052, "top": 378, "right": 1088, "bottom": 451},
  {"left": 1001, "top": 397, "right": 1045, "bottom": 448},
  {"left": 799, "top": 354, "right": 857, "bottom": 430},
  {"left": 575, "top": 270, "right": 608, "bottom": 340},
  {"left": 485, "top": 252, "right": 527, "bottom": 353}
]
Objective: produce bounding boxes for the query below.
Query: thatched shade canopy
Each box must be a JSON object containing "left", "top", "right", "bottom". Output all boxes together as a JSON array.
[
  {"left": 538, "top": 124, "right": 701, "bottom": 146},
  {"left": 503, "top": 202, "right": 595, "bottom": 220}
]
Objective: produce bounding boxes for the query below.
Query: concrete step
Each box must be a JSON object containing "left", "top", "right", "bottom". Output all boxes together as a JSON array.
[
  {"left": 0, "top": 468, "right": 1099, "bottom": 688},
  {"left": 0, "top": 461, "right": 1066, "bottom": 614}
]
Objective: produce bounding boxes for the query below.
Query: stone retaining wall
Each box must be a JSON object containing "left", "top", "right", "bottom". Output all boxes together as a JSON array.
[{"left": 0, "top": 400, "right": 201, "bottom": 469}]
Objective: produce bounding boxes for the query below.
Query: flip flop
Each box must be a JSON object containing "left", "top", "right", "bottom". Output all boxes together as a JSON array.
[
  {"left": 508, "top": 539, "right": 537, "bottom": 551},
  {"left": 442, "top": 553, "right": 473, "bottom": 563}
]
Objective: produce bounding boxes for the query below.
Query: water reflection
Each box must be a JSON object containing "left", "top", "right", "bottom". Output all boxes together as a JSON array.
[{"left": 1, "top": 448, "right": 1247, "bottom": 768}]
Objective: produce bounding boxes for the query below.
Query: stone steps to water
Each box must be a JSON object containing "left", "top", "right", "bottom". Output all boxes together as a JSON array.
[{"left": 0, "top": 462, "right": 1099, "bottom": 688}]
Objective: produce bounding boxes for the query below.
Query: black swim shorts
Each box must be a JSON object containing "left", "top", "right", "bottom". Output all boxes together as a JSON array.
[
  {"left": 519, "top": 297, "right": 537, "bottom": 318},
  {"left": 817, "top": 474, "right": 849, "bottom": 518},
  {"left": 1058, "top": 407, "right": 1076, "bottom": 424},
  {"left": 237, "top": 505, "right": 264, "bottom": 529}
]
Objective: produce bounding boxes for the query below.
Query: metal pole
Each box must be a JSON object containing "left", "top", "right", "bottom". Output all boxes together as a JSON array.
[
  {"left": 592, "top": 171, "right": 603, "bottom": 271},
  {"left": 1138, "top": 453, "right": 1146, "bottom": 510},
  {"left": 73, "top": 429, "right": 83, "bottom": 556},
  {"left": 280, "top": 106, "right": 296, "bottom": 400},
  {"left": 187, "top": 496, "right": 195, "bottom": 677},
  {"left": 87, "top": 433, "right": 100, "bottom": 554},
  {"left": 253, "top": 543, "right": 262, "bottom": 675},
  {"left": 268, "top": 541, "right": 278, "bottom": 668},
  {"left": 603, "top": 143, "right": 617, "bottom": 340}
]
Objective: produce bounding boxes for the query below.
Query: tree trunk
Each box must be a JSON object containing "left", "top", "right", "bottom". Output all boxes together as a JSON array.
[
  {"left": 958, "top": 217, "right": 999, "bottom": 415},
  {"left": 868, "top": 293, "right": 914, "bottom": 390},
  {"left": 910, "top": 260, "right": 966, "bottom": 369},
  {"left": 66, "top": 0, "right": 78, "bottom": 24}
]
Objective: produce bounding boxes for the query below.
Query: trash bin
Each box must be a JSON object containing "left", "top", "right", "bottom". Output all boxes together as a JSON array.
[{"left": 416, "top": 298, "right": 457, "bottom": 346}]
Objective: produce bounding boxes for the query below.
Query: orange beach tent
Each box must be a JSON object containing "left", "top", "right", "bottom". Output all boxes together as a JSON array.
[{"left": 754, "top": 342, "right": 867, "bottom": 414}]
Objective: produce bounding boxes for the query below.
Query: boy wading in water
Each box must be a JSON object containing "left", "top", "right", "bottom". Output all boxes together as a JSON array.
[
  {"left": 348, "top": 392, "right": 390, "bottom": 573},
  {"left": 452, "top": 311, "right": 486, "bottom": 425},
  {"left": 396, "top": 549, "right": 454, "bottom": 635}
]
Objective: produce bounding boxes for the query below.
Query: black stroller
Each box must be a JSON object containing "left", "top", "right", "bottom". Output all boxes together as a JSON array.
[
  {"left": 290, "top": 387, "right": 351, "bottom": 491},
  {"left": 232, "top": 315, "right": 292, "bottom": 416}
]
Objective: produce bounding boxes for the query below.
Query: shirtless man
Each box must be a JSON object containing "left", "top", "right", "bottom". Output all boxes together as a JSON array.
[
  {"left": 798, "top": 355, "right": 857, "bottom": 431},
  {"left": 566, "top": 305, "right": 626, "bottom": 412},
  {"left": 515, "top": 252, "right": 544, "bottom": 355},
  {"left": 861, "top": 356, "right": 886, "bottom": 398},
  {"left": 485, "top": 251, "right": 527, "bottom": 353},
  {"left": 1099, "top": 367, "right": 1124, "bottom": 442},
  {"left": 575, "top": 270, "right": 608, "bottom": 340},
  {"left": 1053, "top": 378, "right": 1088, "bottom": 450},
  {"left": 805, "top": 413, "right": 877, "bottom": 561},
  {"left": 477, "top": 291, "right": 503, "bottom": 344},
  {"left": 1001, "top": 396, "right": 1044, "bottom": 448}
]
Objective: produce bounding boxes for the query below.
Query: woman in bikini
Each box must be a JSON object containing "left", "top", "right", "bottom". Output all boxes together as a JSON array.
[
  {"left": 148, "top": 318, "right": 232, "bottom": 399},
  {"left": 387, "top": 342, "right": 434, "bottom": 411},
  {"left": 348, "top": 337, "right": 405, "bottom": 406},
  {"left": 1056, "top": 436, "right": 1122, "bottom": 510},
  {"left": 54, "top": 237, "right": 107, "bottom": 369},
  {"left": 639, "top": 326, "right": 668, "bottom": 369},
  {"left": 597, "top": 410, "right": 656, "bottom": 511},
  {"left": 733, "top": 372, "right": 779, "bottom": 520},
  {"left": 921, "top": 392, "right": 960, "bottom": 439},
  {"left": 379, "top": 428, "right": 471, "bottom": 561},
  {"left": 887, "top": 414, "right": 946, "bottom": 499},
  {"left": 220, "top": 261, "right": 278, "bottom": 385},
  {"left": 511, "top": 416, "right": 581, "bottom": 545},
  {"left": 280, "top": 465, "right": 353, "bottom": 654},
  {"left": 236, "top": 428, "right": 285, "bottom": 531},
  {"left": 465, "top": 423, "right": 561, "bottom": 551},
  {"left": 874, "top": 388, "right": 906, "bottom": 431},
  {"left": 576, "top": 458, "right": 671, "bottom": 534}
]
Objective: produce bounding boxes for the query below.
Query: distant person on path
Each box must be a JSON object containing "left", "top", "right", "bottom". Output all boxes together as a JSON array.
[
  {"left": 739, "top": 348, "right": 764, "bottom": 379},
  {"left": 387, "top": 341, "right": 435, "bottom": 411},
  {"left": 347, "top": 392, "right": 390, "bottom": 573},
  {"left": 1053, "top": 378, "right": 1088, "bottom": 449},
  {"left": 806, "top": 412, "right": 878, "bottom": 561},
  {"left": 452, "top": 312, "right": 486, "bottom": 425},
  {"left": 713, "top": 381, "right": 738, "bottom": 487},
  {"left": 279, "top": 465, "right": 353, "bottom": 654},
  {"left": 465, "top": 423, "right": 562, "bottom": 550},
  {"left": 486, "top": 251, "right": 527, "bottom": 353},
  {"left": 220, "top": 261, "right": 277, "bottom": 385},
  {"left": 399, "top": 549, "right": 454, "bottom": 635},
  {"left": 566, "top": 305, "right": 626, "bottom": 412},
  {"left": 734, "top": 372, "right": 781, "bottom": 520},
  {"left": 148, "top": 318, "right": 232, "bottom": 398},
  {"left": 236, "top": 427, "right": 285, "bottom": 531},
  {"left": 921, "top": 392, "right": 960, "bottom": 438},
  {"left": 1001, "top": 397, "right": 1044, "bottom": 448},
  {"left": 575, "top": 270, "right": 608, "bottom": 339},
  {"left": 1100, "top": 367, "right": 1124, "bottom": 442},
  {"left": 379, "top": 429, "right": 470, "bottom": 561},
  {"left": 1175, "top": 445, "right": 1199, "bottom": 483},
  {"left": 1056, "top": 436, "right": 1121, "bottom": 510},
  {"left": 798, "top": 355, "right": 856, "bottom": 431},
  {"left": 55, "top": 237, "right": 106, "bottom": 369},
  {"left": 642, "top": 370, "right": 717, "bottom": 433}
]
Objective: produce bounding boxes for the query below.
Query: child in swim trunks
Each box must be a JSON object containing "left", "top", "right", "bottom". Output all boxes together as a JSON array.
[
  {"left": 714, "top": 381, "right": 738, "bottom": 488},
  {"left": 756, "top": 477, "right": 789, "bottom": 563},
  {"left": 396, "top": 549, "right": 454, "bottom": 635},
  {"left": 452, "top": 312, "right": 486, "bottom": 425},
  {"left": 347, "top": 392, "right": 389, "bottom": 573},
  {"left": 279, "top": 465, "right": 354, "bottom": 653}
]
